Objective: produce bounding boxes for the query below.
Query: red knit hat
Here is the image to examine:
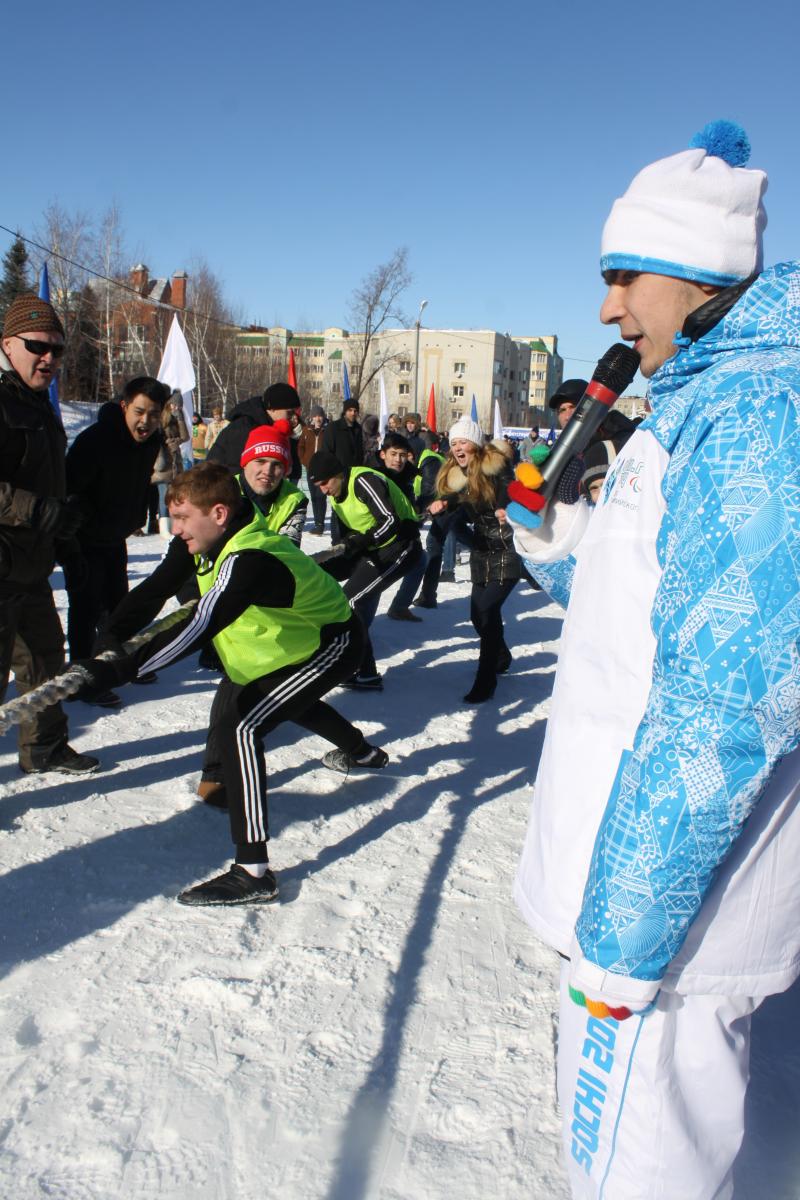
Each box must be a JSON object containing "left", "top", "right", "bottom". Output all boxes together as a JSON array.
[{"left": 240, "top": 420, "right": 291, "bottom": 470}]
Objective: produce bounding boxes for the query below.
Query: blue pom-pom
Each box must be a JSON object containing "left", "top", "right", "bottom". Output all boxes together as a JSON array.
[{"left": 689, "top": 120, "right": 750, "bottom": 167}]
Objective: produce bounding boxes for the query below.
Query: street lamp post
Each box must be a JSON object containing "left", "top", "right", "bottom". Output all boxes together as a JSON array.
[{"left": 413, "top": 298, "right": 428, "bottom": 415}]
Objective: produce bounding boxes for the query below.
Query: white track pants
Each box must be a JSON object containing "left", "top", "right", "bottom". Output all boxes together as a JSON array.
[{"left": 557, "top": 960, "right": 759, "bottom": 1199}]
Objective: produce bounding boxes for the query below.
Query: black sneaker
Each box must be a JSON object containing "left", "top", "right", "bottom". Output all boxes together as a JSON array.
[
  {"left": 322, "top": 743, "right": 389, "bottom": 773},
  {"left": 312, "top": 524, "right": 325, "bottom": 535},
  {"left": 439, "top": 570, "right": 456, "bottom": 583},
  {"left": 341, "top": 673, "right": 384, "bottom": 691},
  {"left": 22, "top": 745, "right": 100, "bottom": 776},
  {"left": 414, "top": 597, "right": 437, "bottom": 609},
  {"left": 177, "top": 864, "right": 278, "bottom": 907},
  {"left": 387, "top": 608, "right": 422, "bottom": 623}
]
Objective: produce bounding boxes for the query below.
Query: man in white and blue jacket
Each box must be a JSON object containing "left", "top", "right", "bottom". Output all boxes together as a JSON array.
[{"left": 511, "top": 122, "right": 800, "bottom": 1198}]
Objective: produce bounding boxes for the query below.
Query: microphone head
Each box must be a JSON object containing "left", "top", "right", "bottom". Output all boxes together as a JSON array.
[{"left": 593, "top": 343, "right": 641, "bottom": 394}]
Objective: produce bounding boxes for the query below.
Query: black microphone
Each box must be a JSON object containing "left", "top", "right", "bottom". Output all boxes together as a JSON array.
[{"left": 538, "top": 343, "right": 641, "bottom": 501}]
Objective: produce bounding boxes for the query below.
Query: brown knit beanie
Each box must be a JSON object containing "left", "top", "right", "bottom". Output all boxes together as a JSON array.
[{"left": 2, "top": 294, "right": 65, "bottom": 340}]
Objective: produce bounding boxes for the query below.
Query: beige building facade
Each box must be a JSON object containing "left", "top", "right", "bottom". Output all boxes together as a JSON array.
[
  {"left": 238, "top": 325, "right": 567, "bottom": 433},
  {"left": 511, "top": 333, "right": 564, "bottom": 425}
]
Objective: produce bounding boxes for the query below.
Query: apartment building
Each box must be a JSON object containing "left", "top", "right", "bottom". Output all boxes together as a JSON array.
[
  {"left": 511, "top": 333, "right": 564, "bottom": 424},
  {"left": 237, "top": 325, "right": 559, "bottom": 432}
]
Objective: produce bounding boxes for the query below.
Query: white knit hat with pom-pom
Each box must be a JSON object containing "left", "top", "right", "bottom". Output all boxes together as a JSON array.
[{"left": 600, "top": 120, "right": 767, "bottom": 286}]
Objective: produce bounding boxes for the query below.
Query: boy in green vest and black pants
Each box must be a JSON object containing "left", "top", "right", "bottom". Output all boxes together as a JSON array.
[
  {"left": 74, "top": 463, "right": 388, "bottom": 907},
  {"left": 307, "top": 449, "right": 422, "bottom": 690}
]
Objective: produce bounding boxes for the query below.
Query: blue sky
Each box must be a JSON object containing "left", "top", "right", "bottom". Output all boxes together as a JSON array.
[{"left": 4, "top": 0, "right": 797, "bottom": 383}]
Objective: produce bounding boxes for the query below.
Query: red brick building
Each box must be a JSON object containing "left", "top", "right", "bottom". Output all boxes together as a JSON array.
[{"left": 111, "top": 264, "right": 187, "bottom": 389}]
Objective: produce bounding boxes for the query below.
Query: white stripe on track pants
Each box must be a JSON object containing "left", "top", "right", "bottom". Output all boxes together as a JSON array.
[{"left": 556, "top": 959, "right": 758, "bottom": 1199}]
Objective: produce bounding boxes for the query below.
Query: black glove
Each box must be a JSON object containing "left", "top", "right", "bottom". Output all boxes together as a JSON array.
[
  {"left": 395, "top": 518, "right": 421, "bottom": 543},
  {"left": 71, "top": 654, "right": 138, "bottom": 698},
  {"left": 33, "top": 494, "right": 84, "bottom": 538},
  {"left": 92, "top": 630, "right": 127, "bottom": 658},
  {"left": 342, "top": 531, "right": 371, "bottom": 557}
]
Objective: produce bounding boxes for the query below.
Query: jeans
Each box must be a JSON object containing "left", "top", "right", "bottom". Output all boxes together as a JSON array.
[{"left": 306, "top": 475, "right": 328, "bottom": 529}]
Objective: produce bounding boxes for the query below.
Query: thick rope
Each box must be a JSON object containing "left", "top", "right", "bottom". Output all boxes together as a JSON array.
[{"left": 0, "top": 600, "right": 198, "bottom": 736}]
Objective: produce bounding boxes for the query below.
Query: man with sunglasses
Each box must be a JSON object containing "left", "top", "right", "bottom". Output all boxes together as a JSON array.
[{"left": 0, "top": 294, "right": 98, "bottom": 774}]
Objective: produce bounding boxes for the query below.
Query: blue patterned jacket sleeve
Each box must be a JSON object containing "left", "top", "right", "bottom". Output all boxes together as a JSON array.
[
  {"left": 575, "top": 383, "right": 800, "bottom": 981},
  {"left": 521, "top": 557, "right": 575, "bottom": 609}
]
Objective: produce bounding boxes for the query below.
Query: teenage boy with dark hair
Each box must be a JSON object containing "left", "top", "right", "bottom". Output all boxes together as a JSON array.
[
  {"left": 75, "top": 463, "right": 388, "bottom": 907},
  {"left": 307, "top": 449, "right": 422, "bottom": 689},
  {"left": 373, "top": 433, "right": 429, "bottom": 623},
  {"left": 65, "top": 376, "right": 170, "bottom": 705}
]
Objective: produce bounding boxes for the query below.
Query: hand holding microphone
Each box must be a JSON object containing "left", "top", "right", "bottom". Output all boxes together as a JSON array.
[{"left": 507, "top": 343, "right": 641, "bottom": 530}]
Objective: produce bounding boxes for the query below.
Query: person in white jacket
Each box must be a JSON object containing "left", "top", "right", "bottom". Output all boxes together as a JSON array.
[{"left": 510, "top": 121, "right": 800, "bottom": 1199}]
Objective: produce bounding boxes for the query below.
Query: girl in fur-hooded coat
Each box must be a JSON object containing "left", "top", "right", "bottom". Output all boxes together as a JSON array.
[{"left": 432, "top": 422, "right": 521, "bottom": 703}]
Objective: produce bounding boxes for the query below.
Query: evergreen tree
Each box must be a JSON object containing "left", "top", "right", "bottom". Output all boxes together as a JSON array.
[{"left": 0, "top": 236, "right": 31, "bottom": 325}]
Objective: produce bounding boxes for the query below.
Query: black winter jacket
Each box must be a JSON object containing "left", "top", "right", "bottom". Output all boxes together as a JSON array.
[
  {"left": 321, "top": 417, "right": 363, "bottom": 469},
  {"left": 66, "top": 402, "right": 162, "bottom": 546},
  {"left": 0, "top": 363, "right": 67, "bottom": 590},
  {"left": 438, "top": 445, "right": 521, "bottom": 585}
]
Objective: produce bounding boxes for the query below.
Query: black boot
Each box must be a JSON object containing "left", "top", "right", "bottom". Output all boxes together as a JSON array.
[
  {"left": 463, "top": 675, "right": 496, "bottom": 703},
  {"left": 496, "top": 644, "right": 512, "bottom": 674}
]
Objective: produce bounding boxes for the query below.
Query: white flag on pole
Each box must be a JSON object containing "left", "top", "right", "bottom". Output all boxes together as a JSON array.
[
  {"left": 379, "top": 372, "right": 389, "bottom": 439},
  {"left": 158, "top": 316, "right": 196, "bottom": 462},
  {"left": 493, "top": 399, "right": 504, "bottom": 440}
]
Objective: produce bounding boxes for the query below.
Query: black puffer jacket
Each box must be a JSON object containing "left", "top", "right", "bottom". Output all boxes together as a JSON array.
[
  {"left": 438, "top": 444, "right": 521, "bottom": 585},
  {"left": 0, "top": 359, "right": 67, "bottom": 590},
  {"left": 207, "top": 396, "right": 301, "bottom": 480},
  {"left": 66, "top": 402, "right": 162, "bottom": 546},
  {"left": 205, "top": 396, "right": 266, "bottom": 470}
]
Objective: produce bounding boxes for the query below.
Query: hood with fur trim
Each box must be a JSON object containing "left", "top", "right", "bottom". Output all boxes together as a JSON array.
[{"left": 438, "top": 443, "right": 508, "bottom": 497}]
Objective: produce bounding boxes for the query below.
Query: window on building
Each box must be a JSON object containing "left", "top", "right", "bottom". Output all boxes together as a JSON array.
[
  {"left": 536, "top": 352, "right": 546, "bottom": 363},
  {"left": 534, "top": 370, "right": 545, "bottom": 381},
  {"left": 452, "top": 409, "right": 463, "bottom": 421},
  {"left": 452, "top": 385, "right": 464, "bottom": 398},
  {"left": 399, "top": 383, "right": 410, "bottom": 396},
  {"left": 399, "top": 359, "right": 411, "bottom": 373},
  {"left": 453, "top": 360, "right": 466, "bottom": 374},
  {"left": 493, "top": 360, "right": 503, "bottom": 375},
  {"left": 509, "top": 370, "right": 515, "bottom": 381},
  {"left": 493, "top": 383, "right": 501, "bottom": 398}
]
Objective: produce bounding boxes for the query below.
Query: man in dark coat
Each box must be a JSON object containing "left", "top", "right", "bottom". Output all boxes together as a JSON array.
[
  {"left": 0, "top": 294, "right": 98, "bottom": 774},
  {"left": 206, "top": 382, "right": 301, "bottom": 479},
  {"left": 320, "top": 399, "right": 364, "bottom": 542},
  {"left": 65, "top": 376, "right": 169, "bottom": 704},
  {"left": 321, "top": 398, "right": 363, "bottom": 468}
]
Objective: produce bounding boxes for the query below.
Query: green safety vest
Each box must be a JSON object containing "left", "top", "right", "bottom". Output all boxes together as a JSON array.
[
  {"left": 236, "top": 472, "right": 305, "bottom": 534},
  {"left": 332, "top": 466, "right": 417, "bottom": 547},
  {"left": 196, "top": 508, "right": 351, "bottom": 684},
  {"left": 413, "top": 448, "right": 445, "bottom": 499}
]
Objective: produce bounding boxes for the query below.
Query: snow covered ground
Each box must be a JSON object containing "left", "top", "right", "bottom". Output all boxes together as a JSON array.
[{"left": 0, "top": 404, "right": 798, "bottom": 1199}]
